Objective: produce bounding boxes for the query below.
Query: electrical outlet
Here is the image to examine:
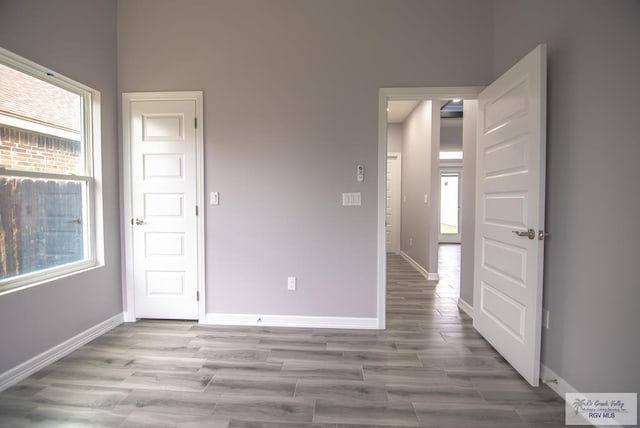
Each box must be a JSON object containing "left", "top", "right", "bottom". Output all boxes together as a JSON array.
[
  {"left": 287, "top": 276, "right": 296, "bottom": 291},
  {"left": 409, "top": 238, "right": 413, "bottom": 247},
  {"left": 543, "top": 309, "right": 550, "bottom": 329}
]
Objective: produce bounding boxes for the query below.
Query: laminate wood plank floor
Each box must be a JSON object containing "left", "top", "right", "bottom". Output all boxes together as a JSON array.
[{"left": 0, "top": 248, "right": 566, "bottom": 427}]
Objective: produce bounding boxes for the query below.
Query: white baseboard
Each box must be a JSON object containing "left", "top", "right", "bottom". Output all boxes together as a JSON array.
[
  {"left": 540, "top": 364, "right": 576, "bottom": 400},
  {"left": 0, "top": 313, "right": 123, "bottom": 392},
  {"left": 399, "top": 250, "right": 439, "bottom": 281},
  {"left": 123, "top": 311, "right": 136, "bottom": 323},
  {"left": 202, "top": 313, "right": 380, "bottom": 330},
  {"left": 540, "top": 365, "right": 615, "bottom": 428},
  {"left": 457, "top": 297, "right": 474, "bottom": 318}
]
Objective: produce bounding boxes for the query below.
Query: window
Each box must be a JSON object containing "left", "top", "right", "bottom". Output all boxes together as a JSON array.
[
  {"left": 439, "top": 151, "right": 463, "bottom": 160},
  {"left": 0, "top": 48, "right": 102, "bottom": 293},
  {"left": 440, "top": 173, "right": 460, "bottom": 235}
]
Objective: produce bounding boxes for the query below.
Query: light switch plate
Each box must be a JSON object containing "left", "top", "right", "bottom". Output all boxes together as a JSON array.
[
  {"left": 210, "top": 192, "right": 219, "bottom": 205},
  {"left": 342, "top": 192, "right": 362, "bottom": 206},
  {"left": 287, "top": 276, "right": 296, "bottom": 291}
]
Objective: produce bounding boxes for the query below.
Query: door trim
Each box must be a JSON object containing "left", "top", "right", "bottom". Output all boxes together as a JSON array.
[
  {"left": 377, "top": 86, "right": 483, "bottom": 329},
  {"left": 121, "top": 91, "right": 206, "bottom": 323}
]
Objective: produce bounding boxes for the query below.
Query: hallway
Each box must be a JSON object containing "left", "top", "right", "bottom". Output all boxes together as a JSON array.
[{"left": 0, "top": 251, "right": 566, "bottom": 427}]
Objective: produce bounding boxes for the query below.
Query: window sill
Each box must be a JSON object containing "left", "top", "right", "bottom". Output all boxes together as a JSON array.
[{"left": 0, "top": 260, "right": 103, "bottom": 297}]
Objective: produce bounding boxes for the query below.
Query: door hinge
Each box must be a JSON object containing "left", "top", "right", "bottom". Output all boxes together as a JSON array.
[
  {"left": 195, "top": 205, "right": 199, "bottom": 216},
  {"left": 194, "top": 117, "right": 198, "bottom": 128},
  {"left": 196, "top": 291, "right": 200, "bottom": 302}
]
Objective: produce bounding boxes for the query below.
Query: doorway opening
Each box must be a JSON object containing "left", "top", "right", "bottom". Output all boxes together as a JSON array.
[
  {"left": 378, "top": 88, "right": 481, "bottom": 330},
  {"left": 379, "top": 45, "right": 548, "bottom": 387},
  {"left": 439, "top": 171, "right": 461, "bottom": 243}
]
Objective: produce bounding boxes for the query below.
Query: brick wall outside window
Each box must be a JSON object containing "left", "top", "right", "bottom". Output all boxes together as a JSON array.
[{"left": 0, "top": 125, "right": 81, "bottom": 174}]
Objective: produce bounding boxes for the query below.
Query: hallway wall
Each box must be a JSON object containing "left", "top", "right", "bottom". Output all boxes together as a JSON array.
[
  {"left": 399, "top": 101, "right": 439, "bottom": 273},
  {"left": 387, "top": 124, "right": 404, "bottom": 153}
]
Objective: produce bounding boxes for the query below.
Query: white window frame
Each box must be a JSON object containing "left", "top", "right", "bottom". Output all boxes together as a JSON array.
[{"left": 0, "top": 47, "right": 103, "bottom": 295}]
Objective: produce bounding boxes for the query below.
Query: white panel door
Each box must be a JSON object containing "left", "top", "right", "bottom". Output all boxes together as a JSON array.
[
  {"left": 130, "top": 99, "right": 199, "bottom": 319},
  {"left": 386, "top": 153, "right": 401, "bottom": 253},
  {"left": 473, "top": 45, "right": 547, "bottom": 386}
]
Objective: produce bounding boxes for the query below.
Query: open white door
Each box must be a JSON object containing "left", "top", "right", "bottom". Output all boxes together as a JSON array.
[{"left": 473, "top": 45, "right": 547, "bottom": 386}]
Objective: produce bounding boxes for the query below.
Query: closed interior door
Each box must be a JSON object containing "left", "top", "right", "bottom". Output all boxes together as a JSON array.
[
  {"left": 130, "top": 99, "right": 199, "bottom": 319},
  {"left": 473, "top": 45, "right": 547, "bottom": 386},
  {"left": 386, "top": 153, "right": 401, "bottom": 253}
]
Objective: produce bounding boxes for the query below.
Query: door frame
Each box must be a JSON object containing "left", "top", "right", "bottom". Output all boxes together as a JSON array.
[
  {"left": 377, "top": 87, "right": 483, "bottom": 328},
  {"left": 121, "top": 91, "right": 206, "bottom": 323}
]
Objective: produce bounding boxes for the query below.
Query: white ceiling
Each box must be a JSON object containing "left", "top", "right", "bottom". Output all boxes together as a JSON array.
[
  {"left": 387, "top": 100, "right": 463, "bottom": 127},
  {"left": 387, "top": 100, "right": 419, "bottom": 123}
]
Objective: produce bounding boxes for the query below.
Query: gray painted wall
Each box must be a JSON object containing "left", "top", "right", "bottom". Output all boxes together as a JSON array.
[
  {"left": 0, "top": 0, "right": 121, "bottom": 373},
  {"left": 459, "top": 100, "right": 477, "bottom": 306},
  {"left": 440, "top": 122, "right": 462, "bottom": 151},
  {"left": 399, "top": 101, "right": 433, "bottom": 270},
  {"left": 118, "top": 0, "right": 493, "bottom": 318},
  {"left": 427, "top": 102, "right": 441, "bottom": 273},
  {"left": 387, "top": 124, "right": 403, "bottom": 154},
  {"left": 494, "top": 0, "right": 640, "bottom": 392}
]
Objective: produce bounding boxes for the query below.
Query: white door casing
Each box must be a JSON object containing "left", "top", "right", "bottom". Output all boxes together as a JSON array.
[
  {"left": 386, "top": 153, "right": 402, "bottom": 253},
  {"left": 473, "top": 45, "right": 547, "bottom": 386},
  {"left": 122, "top": 92, "right": 205, "bottom": 321}
]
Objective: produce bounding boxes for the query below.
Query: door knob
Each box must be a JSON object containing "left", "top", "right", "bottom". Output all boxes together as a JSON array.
[
  {"left": 512, "top": 229, "right": 536, "bottom": 240},
  {"left": 538, "top": 230, "right": 550, "bottom": 240},
  {"left": 134, "top": 218, "right": 146, "bottom": 226}
]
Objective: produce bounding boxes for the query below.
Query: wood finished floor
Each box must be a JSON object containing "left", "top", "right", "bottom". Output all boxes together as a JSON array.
[{"left": 0, "top": 247, "right": 566, "bottom": 427}]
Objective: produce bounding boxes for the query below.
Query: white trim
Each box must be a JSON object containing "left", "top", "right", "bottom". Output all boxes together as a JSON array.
[
  {"left": 540, "top": 364, "right": 576, "bottom": 400},
  {"left": 377, "top": 87, "right": 483, "bottom": 332},
  {"left": 457, "top": 297, "right": 474, "bottom": 318},
  {"left": 377, "top": 89, "right": 388, "bottom": 329},
  {"left": 121, "top": 94, "right": 135, "bottom": 322},
  {"left": 0, "top": 313, "right": 123, "bottom": 392},
  {"left": 540, "top": 365, "right": 626, "bottom": 428},
  {"left": 399, "top": 250, "right": 439, "bottom": 281},
  {"left": 121, "top": 91, "right": 205, "bottom": 323},
  {"left": 203, "top": 313, "right": 380, "bottom": 330}
]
